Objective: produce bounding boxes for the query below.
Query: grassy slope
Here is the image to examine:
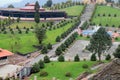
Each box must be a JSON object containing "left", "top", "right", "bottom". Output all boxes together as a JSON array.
[
  {"left": 91, "top": 6, "right": 120, "bottom": 27},
  {"left": 30, "top": 61, "right": 96, "bottom": 80},
  {"left": 0, "top": 23, "right": 73, "bottom": 54},
  {"left": 61, "top": 5, "right": 84, "bottom": 16}
]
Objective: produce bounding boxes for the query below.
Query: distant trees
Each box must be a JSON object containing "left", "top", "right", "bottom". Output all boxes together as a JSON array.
[
  {"left": 44, "top": 0, "right": 53, "bottom": 7},
  {"left": 74, "top": 54, "right": 80, "bottom": 62},
  {"left": 86, "top": 27, "right": 112, "bottom": 61},
  {"left": 58, "top": 55, "right": 65, "bottom": 62},
  {"left": 31, "top": 63, "right": 40, "bottom": 73},
  {"left": 8, "top": 4, "right": 14, "bottom": 8},
  {"left": 90, "top": 53, "right": 97, "bottom": 61},
  {"left": 44, "top": 55, "right": 50, "bottom": 63}
]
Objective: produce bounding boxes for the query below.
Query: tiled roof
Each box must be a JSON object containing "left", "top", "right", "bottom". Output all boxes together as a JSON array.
[{"left": 0, "top": 48, "right": 13, "bottom": 58}]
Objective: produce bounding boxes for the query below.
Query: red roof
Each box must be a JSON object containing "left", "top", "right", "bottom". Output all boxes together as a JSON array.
[{"left": 0, "top": 48, "right": 13, "bottom": 58}]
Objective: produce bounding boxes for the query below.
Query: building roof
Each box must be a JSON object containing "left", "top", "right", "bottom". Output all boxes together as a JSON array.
[{"left": 0, "top": 48, "right": 13, "bottom": 58}]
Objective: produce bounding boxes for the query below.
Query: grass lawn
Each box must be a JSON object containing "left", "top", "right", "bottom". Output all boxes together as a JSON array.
[
  {"left": 9, "top": 21, "right": 45, "bottom": 28},
  {"left": 76, "top": 35, "right": 90, "bottom": 41},
  {"left": 0, "top": 23, "right": 74, "bottom": 54},
  {"left": 30, "top": 61, "right": 97, "bottom": 80},
  {"left": 61, "top": 5, "right": 84, "bottom": 16},
  {"left": 91, "top": 5, "right": 120, "bottom": 27}
]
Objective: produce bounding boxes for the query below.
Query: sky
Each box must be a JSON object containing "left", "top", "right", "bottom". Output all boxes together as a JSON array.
[{"left": 0, "top": 0, "right": 23, "bottom": 7}]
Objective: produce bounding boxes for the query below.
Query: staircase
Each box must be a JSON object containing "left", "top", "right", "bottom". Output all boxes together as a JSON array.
[{"left": 80, "top": 4, "right": 96, "bottom": 21}]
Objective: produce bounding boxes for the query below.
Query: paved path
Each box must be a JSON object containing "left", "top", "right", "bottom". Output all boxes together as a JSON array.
[{"left": 26, "top": 21, "right": 84, "bottom": 66}]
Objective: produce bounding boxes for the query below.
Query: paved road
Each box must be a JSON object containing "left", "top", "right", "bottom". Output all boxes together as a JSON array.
[{"left": 26, "top": 21, "right": 84, "bottom": 66}]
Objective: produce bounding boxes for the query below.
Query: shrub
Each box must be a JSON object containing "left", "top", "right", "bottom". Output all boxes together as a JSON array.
[
  {"left": 58, "top": 55, "right": 65, "bottom": 62},
  {"left": 39, "top": 60, "right": 45, "bottom": 69},
  {"left": 44, "top": 55, "right": 50, "bottom": 63},
  {"left": 31, "top": 63, "right": 40, "bottom": 73},
  {"left": 5, "top": 77, "right": 10, "bottom": 80},
  {"left": 105, "top": 54, "right": 111, "bottom": 60},
  {"left": 74, "top": 54, "right": 80, "bottom": 62},
  {"left": 82, "top": 64, "right": 89, "bottom": 69},
  {"left": 65, "top": 72, "right": 72, "bottom": 77},
  {"left": 90, "top": 53, "right": 97, "bottom": 61},
  {"left": 40, "top": 71, "right": 48, "bottom": 77},
  {"left": 0, "top": 77, "right": 2, "bottom": 80},
  {"left": 113, "top": 45, "right": 120, "bottom": 58}
]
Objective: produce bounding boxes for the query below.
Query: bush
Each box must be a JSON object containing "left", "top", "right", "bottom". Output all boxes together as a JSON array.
[
  {"left": 113, "top": 45, "right": 120, "bottom": 58},
  {"left": 0, "top": 77, "right": 2, "bottom": 80},
  {"left": 31, "top": 63, "right": 40, "bottom": 73},
  {"left": 40, "top": 71, "right": 48, "bottom": 77},
  {"left": 5, "top": 77, "right": 10, "bottom": 80},
  {"left": 39, "top": 60, "right": 45, "bottom": 69},
  {"left": 74, "top": 54, "right": 80, "bottom": 62},
  {"left": 58, "top": 55, "right": 65, "bottom": 62},
  {"left": 44, "top": 55, "right": 50, "bottom": 63},
  {"left": 65, "top": 72, "right": 72, "bottom": 77},
  {"left": 90, "top": 53, "right": 97, "bottom": 61},
  {"left": 105, "top": 54, "right": 111, "bottom": 60},
  {"left": 82, "top": 64, "right": 89, "bottom": 69}
]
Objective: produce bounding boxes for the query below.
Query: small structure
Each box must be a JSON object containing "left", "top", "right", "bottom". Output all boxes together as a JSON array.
[
  {"left": 83, "top": 0, "right": 106, "bottom": 4},
  {"left": 0, "top": 48, "right": 13, "bottom": 66}
]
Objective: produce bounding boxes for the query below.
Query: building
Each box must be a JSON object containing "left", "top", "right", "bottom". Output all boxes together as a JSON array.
[
  {"left": 0, "top": 48, "right": 13, "bottom": 66},
  {"left": 0, "top": 3, "right": 67, "bottom": 21}
]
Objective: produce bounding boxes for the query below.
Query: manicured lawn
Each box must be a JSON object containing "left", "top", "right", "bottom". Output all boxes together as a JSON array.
[
  {"left": 30, "top": 61, "right": 97, "bottom": 80},
  {"left": 61, "top": 5, "right": 84, "bottom": 16},
  {"left": 91, "top": 5, "right": 120, "bottom": 27},
  {"left": 0, "top": 23, "right": 74, "bottom": 54},
  {"left": 9, "top": 21, "right": 45, "bottom": 28},
  {"left": 76, "top": 35, "right": 90, "bottom": 40}
]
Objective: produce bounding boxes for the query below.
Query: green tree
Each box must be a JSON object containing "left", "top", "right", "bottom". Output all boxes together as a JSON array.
[
  {"left": 55, "top": 47, "right": 62, "bottom": 55},
  {"left": 41, "top": 46, "right": 48, "bottom": 54},
  {"left": 58, "top": 55, "right": 65, "bottom": 62},
  {"left": 31, "top": 63, "right": 40, "bottom": 73},
  {"left": 34, "top": 1, "right": 40, "bottom": 23},
  {"left": 105, "top": 54, "right": 111, "bottom": 60},
  {"left": 56, "top": 36, "right": 61, "bottom": 42},
  {"left": 47, "top": 43, "right": 52, "bottom": 49},
  {"left": 45, "top": 0, "right": 53, "bottom": 7},
  {"left": 74, "top": 54, "right": 80, "bottom": 62},
  {"left": 8, "top": 4, "right": 14, "bottom": 8},
  {"left": 44, "top": 55, "right": 50, "bottom": 63},
  {"left": 87, "top": 27, "right": 112, "bottom": 61},
  {"left": 35, "top": 26, "right": 46, "bottom": 44},
  {"left": 90, "top": 53, "right": 97, "bottom": 61},
  {"left": 113, "top": 45, "right": 120, "bottom": 58},
  {"left": 39, "top": 60, "right": 45, "bottom": 69},
  {"left": 17, "top": 17, "right": 20, "bottom": 23}
]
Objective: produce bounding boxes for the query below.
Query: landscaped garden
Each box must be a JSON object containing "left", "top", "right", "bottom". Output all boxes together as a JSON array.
[
  {"left": 30, "top": 61, "right": 97, "bottom": 80},
  {"left": 91, "top": 5, "right": 120, "bottom": 27}
]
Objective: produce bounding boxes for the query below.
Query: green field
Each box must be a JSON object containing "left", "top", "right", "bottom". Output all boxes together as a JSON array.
[
  {"left": 0, "top": 22, "right": 73, "bottom": 54},
  {"left": 61, "top": 5, "right": 84, "bottom": 16},
  {"left": 30, "top": 61, "right": 97, "bottom": 80},
  {"left": 91, "top": 5, "right": 120, "bottom": 27}
]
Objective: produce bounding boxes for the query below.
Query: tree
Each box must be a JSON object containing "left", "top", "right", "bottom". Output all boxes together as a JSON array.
[
  {"left": 58, "top": 55, "right": 65, "bottom": 62},
  {"left": 34, "top": 1, "right": 40, "bottom": 23},
  {"left": 90, "top": 53, "right": 97, "bottom": 61},
  {"left": 35, "top": 26, "right": 46, "bottom": 44},
  {"left": 113, "top": 45, "right": 120, "bottom": 58},
  {"left": 45, "top": 0, "right": 53, "bottom": 7},
  {"left": 105, "top": 54, "right": 111, "bottom": 60},
  {"left": 8, "top": 4, "right": 14, "bottom": 8},
  {"left": 56, "top": 36, "right": 61, "bottom": 42},
  {"left": 17, "top": 17, "right": 20, "bottom": 23},
  {"left": 44, "top": 55, "right": 50, "bottom": 63},
  {"left": 74, "top": 54, "right": 80, "bottom": 62},
  {"left": 55, "top": 47, "right": 62, "bottom": 55},
  {"left": 41, "top": 46, "right": 48, "bottom": 54},
  {"left": 31, "top": 63, "right": 40, "bottom": 73},
  {"left": 87, "top": 27, "right": 112, "bottom": 61},
  {"left": 39, "top": 60, "right": 45, "bottom": 69},
  {"left": 47, "top": 43, "right": 52, "bottom": 49}
]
